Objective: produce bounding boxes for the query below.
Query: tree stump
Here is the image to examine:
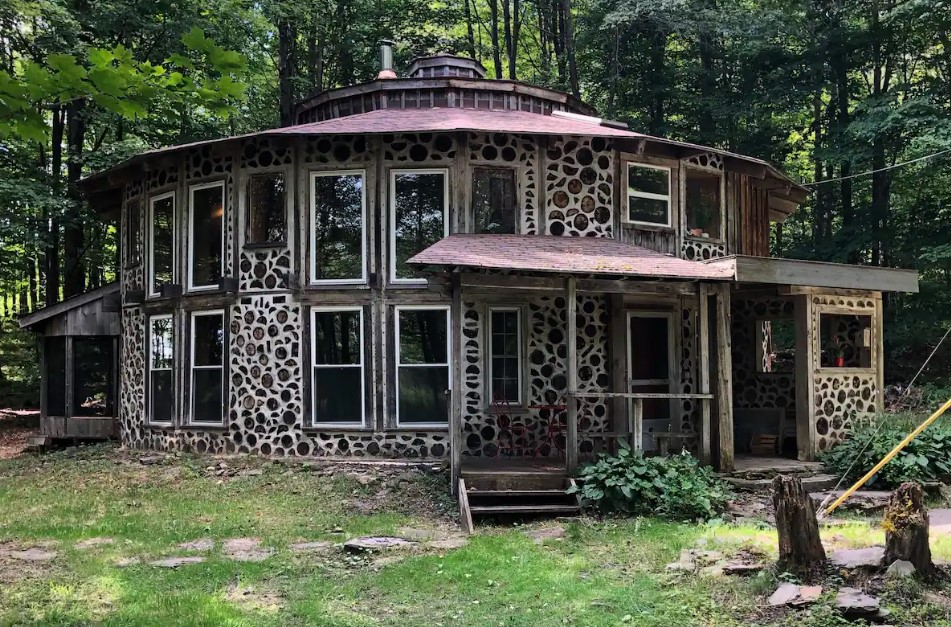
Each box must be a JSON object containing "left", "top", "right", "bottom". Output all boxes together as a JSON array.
[
  {"left": 883, "top": 482, "right": 935, "bottom": 578},
  {"left": 772, "top": 475, "right": 826, "bottom": 573}
]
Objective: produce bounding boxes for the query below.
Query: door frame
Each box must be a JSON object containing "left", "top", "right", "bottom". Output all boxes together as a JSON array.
[{"left": 626, "top": 310, "right": 678, "bottom": 446}]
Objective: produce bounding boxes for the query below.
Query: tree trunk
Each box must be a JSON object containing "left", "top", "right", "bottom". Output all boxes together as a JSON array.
[
  {"left": 47, "top": 105, "right": 64, "bottom": 305},
  {"left": 772, "top": 475, "right": 826, "bottom": 573},
  {"left": 489, "top": 0, "right": 503, "bottom": 79},
  {"left": 464, "top": 0, "right": 477, "bottom": 60},
  {"left": 560, "top": 0, "right": 579, "bottom": 97},
  {"left": 648, "top": 27, "right": 666, "bottom": 134},
  {"left": 884, "top": 482, "right": 935, "bottom": 578},
  {"left": 63, "top": 100, "right": 86, "bottom": 299},
  {"left": 502, "top": 0, "right": 516, "bottom": 79},
  {"left": 278, "top": 18, "right": 297, "bottom": 127}
]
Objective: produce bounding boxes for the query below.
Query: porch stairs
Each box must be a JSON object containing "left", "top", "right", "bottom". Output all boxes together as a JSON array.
[
  {"left": 457, "top": 466, "right": 581, "bottom": 533},
  {"left": 721, "top": 457, "right": 839, "bottom": 493}
]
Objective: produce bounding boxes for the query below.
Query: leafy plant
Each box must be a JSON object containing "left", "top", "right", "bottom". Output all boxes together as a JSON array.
[{"left": 568, "top": 444, "right": 732, "bottom": 520}]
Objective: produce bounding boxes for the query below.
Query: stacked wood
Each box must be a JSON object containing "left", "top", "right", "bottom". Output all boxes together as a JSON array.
[
  {"left": 883, "top": 482, "right": 935, "bottom": 578},
  {"left": 772, "top": 475, "right": 826, "bottom": 573}
]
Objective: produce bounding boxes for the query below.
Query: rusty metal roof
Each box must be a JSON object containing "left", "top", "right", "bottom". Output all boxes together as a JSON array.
[{"left": 407, "top": 234, "right": 735, "bottom": 281}]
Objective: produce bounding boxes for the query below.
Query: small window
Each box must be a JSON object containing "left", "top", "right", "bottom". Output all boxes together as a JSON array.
[
  {"left": 148, "top": 193, "right": 174, "bottom": 296},
  {"left": 311, "top": 171, "right": 366, "bottom": 283},
  {"left": 685, "top": 168, "right": 722, "bottom": 239},
  {"left": 820, "top": 314, "right": 872, "bottom": 369},
  {"left": 472, "top": 167, "right": 517, "bottom": 234},
  {"left": 189, "top": 311, "right": 225, "bottom": 425},
  {"left": 312, "top": 308, "right": 364, "bottom": 426},
  {"left": 246, "top": 172, "right": 286, "bottom": 245},
  {"left": 625, "top": 163, "right": 671, "bottom": 226},
  {"left": 489, "top": 308, "right": 521, "bottom": 403},
  {"left": 73, "top": 338, "right": 115, "bottom": 417},
  {"left": 126, "top": 200, "right": 142, "bottom": 267},
  {"left": 148, "top": 315, "right": 174, "bottom": 425},
  {"left": 391, "top": 170, "right": 448, "bottom": 282},
  {"left": 188, "top": 182, "right": 225, "bottom": 290},
  {"left": 756, "top": 319, "right": 795, "bottom": 374},
  {"left": 45, "top": 337, "right": 67, "bottom": 417},
  {"left": 395, "top": 307, "right": 450, "bottom": 425}
]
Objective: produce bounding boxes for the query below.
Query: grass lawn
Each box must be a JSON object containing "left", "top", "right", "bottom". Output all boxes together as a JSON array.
[{"left": 1, "top": 445, "right": 951, "bottom": 626}]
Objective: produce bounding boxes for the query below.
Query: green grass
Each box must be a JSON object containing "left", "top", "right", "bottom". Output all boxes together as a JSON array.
[{"left": 1, "top": 445, "right": 951, "bottom": 626}]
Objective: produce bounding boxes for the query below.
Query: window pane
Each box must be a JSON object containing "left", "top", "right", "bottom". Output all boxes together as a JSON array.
[
  {"left": 398, "top": 366, "right": 448, "bottom": 423},
  {"left": 150, "top": 371, "right": 172, "bottom": 423},
  {"left": 45, "top": 337, "right": 66, "bottom": 416},
  {"left": 820, "top": 314, "right": 872, "bottom": 368},
  {"left": 73, "top": 338, "right": 114, "bottom": 417},
  {"left": 126, "top": 201, "right": 141, "bottom": 265},
  {"left": 472, "top": 168, "right": 517, "bottom": 234},
  {"left": 628, "top": 196, "right": 669, "bottom": 225},
  {"left": 191, "top": 185, "right": 224, "bottom": 287},
  {"left": 192, "top": 369, "right": 222, "bottom": 423},
  {"left": 314, "top": 310, "right": 361, "bottom": 365},
  {"left": 314, "top": 367, "right": 362, "bottom": 423},
  {"left": 628, "top": 165, "right": 669, "bottom": 196},
  {"left": 314, "top": 174, "right": 364, "bottom": 280},
  {"left": 398, "top": 309, "right": 447, "bottom": 364},
  {"left": 685, "top": 170, "right": 721, "bottom": 238},
  {"left": 247, "top": 173, "right": 286, "bottom": 244},
  {"left": 150, "top": 317, "right": 173, "bottom": 369},
  {"left": 151, "top": 196, "right": 173, "bottom": 292},
  {"left": 393, "top": 172, "right": 446, "bottom": 280},
  {"left": 490, "top": 310, "right": 520, "bottom": 403},
  {"left": 193, "top": 314, "right": 224, "bottom": 367}
]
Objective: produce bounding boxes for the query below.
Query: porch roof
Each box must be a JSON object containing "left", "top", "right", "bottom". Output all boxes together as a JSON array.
[
  {"left": 703, "top": 255, "right": 919, "bottom": 293},
  {"left": 407, "top": 234, "right": 735, "bottom": 281}
]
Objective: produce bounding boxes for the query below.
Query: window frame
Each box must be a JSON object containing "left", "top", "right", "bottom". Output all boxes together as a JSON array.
[
  {"left": 682, "top": 164, "right": 726, "bottom": 242},
  {"left": 310, "top": 306, "right": 366, "bottom": 428},
  {"left": 187, "top": 309, "right": 226, "bottom": 427},
  {"left": 389, "top": 168, "right": 450, "bottom": 285},
  {"left": 626, "top": 310, "right": 677, "bottom": 423},
  {"left": 394, "top": 304, "right": 452, "bottom": 428},
  {"left": 471, "top": 166, "right": 519, "bottom": 235},
  {"left": 487, "top": 306, "right": 523, "bottom": 405},
  {"left": 147, "top": 191, "right": 176, "bottom": 298},
  {"left": 125, "top": 198, "right": 142, "bottom": 268},
  {"left": 147, "top": 313, "right": 175, "bottom": 427},
  {"left": 309, "top": 169, "right": 368, "bottom": 286},
  {"left": 187, "top": 180, "right": 226, "bottom": 293},
  {"left": 243, "top": 169, "right": 289, "bottom": 248},
  {"left": 622, "top": 162, "right": 672, "bottom": 228}
]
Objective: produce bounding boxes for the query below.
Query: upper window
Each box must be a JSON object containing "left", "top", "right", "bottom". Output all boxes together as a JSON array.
[
  {"left": 312, "top": 308, "right": 364, "bottom": 426},
  {"left": 472, "top": 167, "right": 517, "bottom": 234},
  {"left": 148, "top": 314, "right": 174, "bottom": 425},
  {"left": 246, "top": 172, "right": 287, "bottom": 245},
  {"left": 311, "top": 171, "right": 366, "bottom": 283},
  {"left": 489, "top": 308, "right": 521, "bottom": 404},
  {"left": 189, "top": 311, "right": 225, "bottom": 425},
  {"left": 685, "top": 168, "right": 723, "bottom": 239},
  {"left": 188, "top": 182, "right": 225, "bottom": 290},
  {"left": 126, "top": 200, "right": 142, "bottom": 267},
  {"left": 625, "top": 163, "right": 671, "bottom": 227},
  {"left": 148, "top": 193, "right": 174, "bottom": 297},
  {"left": 391, "top": 170, "right": 448, "bottom": 283},
  {"left": 395, "top": 306, "right": 450, "bottom": 426}
]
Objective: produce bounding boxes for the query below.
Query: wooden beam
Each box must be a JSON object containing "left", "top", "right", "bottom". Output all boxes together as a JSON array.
[
  {"left": 714, "top": 284, "right": 734, "bottom": 471},
  {"left": 566, "top": 276, "right": 578, "bottom": 473},
  {"left": 608, "top": 294, "right": 627, "bottom": 452},
  {"left": 794, "top": 294, "right": 817, "bottom": 461},
  {"left": 698, "top": 287, "right": 712, "bottom": 465},
  {"left": 633, "top": 398, "right": 643, "bottom": 451},
  {"left": 569, "top": 392, "right": 714, "bottom": 400},
  {"left": 450, "top": 275, "right": 464, "bottom": 489},
  {"left": 457, "top": 272, "right": 703, "bottom": 296},
  {"left": 707, "top": 255, "right": 919, "bottom": 293}
]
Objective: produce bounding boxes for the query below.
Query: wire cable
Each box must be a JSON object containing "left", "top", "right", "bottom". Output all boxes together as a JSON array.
[{"left": 804, "top": 149, "right": 951, "bottom": 188}]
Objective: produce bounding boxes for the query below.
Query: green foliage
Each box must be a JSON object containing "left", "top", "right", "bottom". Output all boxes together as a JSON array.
[
  {"left": 568, "top": 445, "right": 733, "bottom": 520},
  {"left": 820, "top": 414, "right": 951, "bottom": 488},
  {"left": 0, "top": 318, "right": 39, "bottom": 408}
]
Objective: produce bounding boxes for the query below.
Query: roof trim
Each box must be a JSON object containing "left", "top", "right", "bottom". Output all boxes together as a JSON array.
[
  {"left": 704, "top": 255, "right": 919, "bottom": 293},
  {"left": 18, "top": 282, "right": 120, "bottom": 331}
]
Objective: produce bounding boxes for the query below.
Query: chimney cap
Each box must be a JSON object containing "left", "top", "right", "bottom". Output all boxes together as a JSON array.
[{"left": 378, "top": 40, "right": 397, "bottom": 80}]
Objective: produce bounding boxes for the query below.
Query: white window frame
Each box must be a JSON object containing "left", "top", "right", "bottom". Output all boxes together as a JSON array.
[
  {"left": 394, "top": 305, "right": 451, "bottom": 428},
  {"left": 147, "top": 313, "right": 174, "bottom": 426},
  {"left": 488, "top": 307, "right": 522, "bottom": 405},
  {"left": 389, "top": 168, "right": 450, "bottom": 285},
  {"left": 188, "top": 309, "right": 226, "bottom": 426},
  {"left": 147, "top": 191, "right": 175, "bottom": 298},
  {"left": 309, "top": 170, "right": 368, "bottom": 285},
  {"left": 187, "top": 181, "right": 225, "bottom": 292},
  {"left": 311, "top": 306, "right": 366, "bottom": 428},
  {"left": 622, "top": 162, "right": 672, "bottom": 228}
]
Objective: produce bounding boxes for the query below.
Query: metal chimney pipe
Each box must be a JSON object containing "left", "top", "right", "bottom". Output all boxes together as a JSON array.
[{"left": 378, "top": 40, "right": 397, "bottom": 79}]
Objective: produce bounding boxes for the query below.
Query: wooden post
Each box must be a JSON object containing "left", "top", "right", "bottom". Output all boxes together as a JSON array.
[
  {"left": 450, "top": 274, "right": 463, "bottom": 491},
  {"left": 566, "top": 276, "right": 578, "bottom": 473},
  {"left": 772, "top": 475, "right": 826, "bottom": 574},
  {"left": 884, "top": 482, "right": 935, "bottom": 577},
  {"left": 608, "top": 294, "right": 627, "bottom": 443},
  {"left": 633, "top": 398, "right": 643, "bottom": 451},
  {"left": 698, "top": 285, "right": 712, "bottom": 465},
  {"left": 714, "top": 284, "right": 734, "bottom": 471},
  {"left": 794, "top": 294, "right": 817, "bottom": 460}
]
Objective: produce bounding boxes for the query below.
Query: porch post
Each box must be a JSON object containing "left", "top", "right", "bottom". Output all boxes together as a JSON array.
[
  {"left": 566, "top": 276, "right": 578, "bottom": 473},
  {"left": 450, "top": 273, "right": 463, "bottom": 489},
  {"left": 793, "top": 293, "right": 817, "bottom": 461},
  {"left": 714, "top": 283, "right": 734, "bottom": 472},
  {"left": 698, "top": 284, "right": 712, "bottom": 466}
]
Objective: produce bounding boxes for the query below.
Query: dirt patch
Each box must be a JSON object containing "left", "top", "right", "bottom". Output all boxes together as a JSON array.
[
  {"left": 0, "top": 541, "right": 59, "bottom": 585},
  {"left": 225, "top": 583, "right": 284, "bottom": 612},
  {"left": 0, "top": 409, "right": 39, "bottom": 459}
]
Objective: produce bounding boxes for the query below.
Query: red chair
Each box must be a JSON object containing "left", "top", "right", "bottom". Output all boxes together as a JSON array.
[
  {"left": 531, "top": 397, "right": 569, "bottom": 459},
  {"left": 493, "top": 397, "right": 533, "bottom": 457}
]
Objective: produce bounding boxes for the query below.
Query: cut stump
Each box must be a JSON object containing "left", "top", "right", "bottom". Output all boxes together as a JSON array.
[
  {"left": 884, "top": 482, "right": 935, "bottom": 578},
  {"left": 772, "top": 474, "right": 825, "bottom": 574}
]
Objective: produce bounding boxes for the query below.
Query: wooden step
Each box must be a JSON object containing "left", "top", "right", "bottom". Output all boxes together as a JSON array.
[
  {"left": 469, "top": 504, "right": 580, "bottom": 515},
  {"left": 467, "top": 489, "right": 568, "bottom": 497}
]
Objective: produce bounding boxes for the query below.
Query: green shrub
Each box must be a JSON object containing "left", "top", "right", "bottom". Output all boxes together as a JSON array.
[
  {"left": 820, "top": 414, "right": 951, "bottom": 489},
  {"left": 568, "top": 444, "right": 732, "bottom": 520}
]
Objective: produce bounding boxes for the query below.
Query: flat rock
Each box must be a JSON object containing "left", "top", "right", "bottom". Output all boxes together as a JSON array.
[
  {"left": 178, "top": 539, "right": 214, "bottom": 552},
  {"left": 886, "top": 559, "right": 916, "bottom": 578},
  {"left": 10, "top": 548, "right": 57, "bottom": 562},
  {"left": 74, "top": 537, "right": 114, "bottom": 550},
  {"left": 149, "top": 556, "right": 205, "bottom": 568},
  {"left": 836, "top": 587, "right": 881, "bottom": 618},
  {"left": 222, "top": 538, "right": 273, "bottom": 562},
  {"left": 699, "top": 565, "right": 724, "bottom": 577},
  {"left": 427, "top": 537, "right": 469, "bottom": 551},
  {"left": 523, "top": 526, "right": 566, "bottom": 544},
  {"left": 769, "top": 583, "right": 801, "bottom": 606},
  {"left": 288, "top": 541, "right": 334, "bottom": 553},
  {"left": 396, "top": 527, "right": 439, "bottom": 541},
  {"left": 829, "top": 546, "right": 885, "bottom": 569},
  {"left": 722, "top": 562, "right": 764, "bottom": 575},
  {"left": 792, "top": 586, "right": 823, "bottom": 606},
  {"left": 343, "top": 536, "right": 415, "bottom": 553}
]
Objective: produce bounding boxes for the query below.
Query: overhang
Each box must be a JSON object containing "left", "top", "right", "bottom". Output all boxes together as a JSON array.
[
  {"left": 704, "top": 255, "right": 919, "bottom": 293},
  {"left": 18, "top": 282, "right": 120, "bottom": 332}
]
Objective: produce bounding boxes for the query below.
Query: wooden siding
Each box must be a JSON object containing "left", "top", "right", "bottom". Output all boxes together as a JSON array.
[{"left": 740, "top": 177, "right": 771, "bottom": 257}]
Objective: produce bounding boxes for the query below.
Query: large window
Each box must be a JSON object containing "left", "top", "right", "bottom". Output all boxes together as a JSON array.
[
  {"left": 246, "top": 172, "right": 287, "bottom": 245},
  {"left": 472, "top": 167, "right": 517, "bottom": 234},
  {"left": 312, "top": 308, "right": 364, "bottom": 426},
  {"left": 148, "top": 193, "right": 174, "bottom": 297},
  {"left": 311, "top": 171, "right": 366, "bottom": 283},
  {"left": 188, "top": 182, "right": 225, "bottom": 290},
  {"left": 684, "top": 168, "right": 723, "bottom": 239},
  {"left": 395, "top": 306, "right": 450, "bottom": 426},
  {"left": 148, "top": 314, "right": 174, "bottom": 425},
  {"left": 489, "top": 308, "right": 521, "bottom": 403},
  {"left": 189, "top": 311, "right": 225, "bottom": 425},
  {"left": 820, "top": 313, "right": 872, "bottom": 369},
  {"left": 391, "top": 170, "right": 448, "bottom": 282},
  {"left": 625, "top": 163, "right": 671, "bottom": 227},
  {"left": 126, "top": 200, "right": 142, "bottom": 267},
  {"left": 73, "top": 338, "right": 115, "bottom": 417}
]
